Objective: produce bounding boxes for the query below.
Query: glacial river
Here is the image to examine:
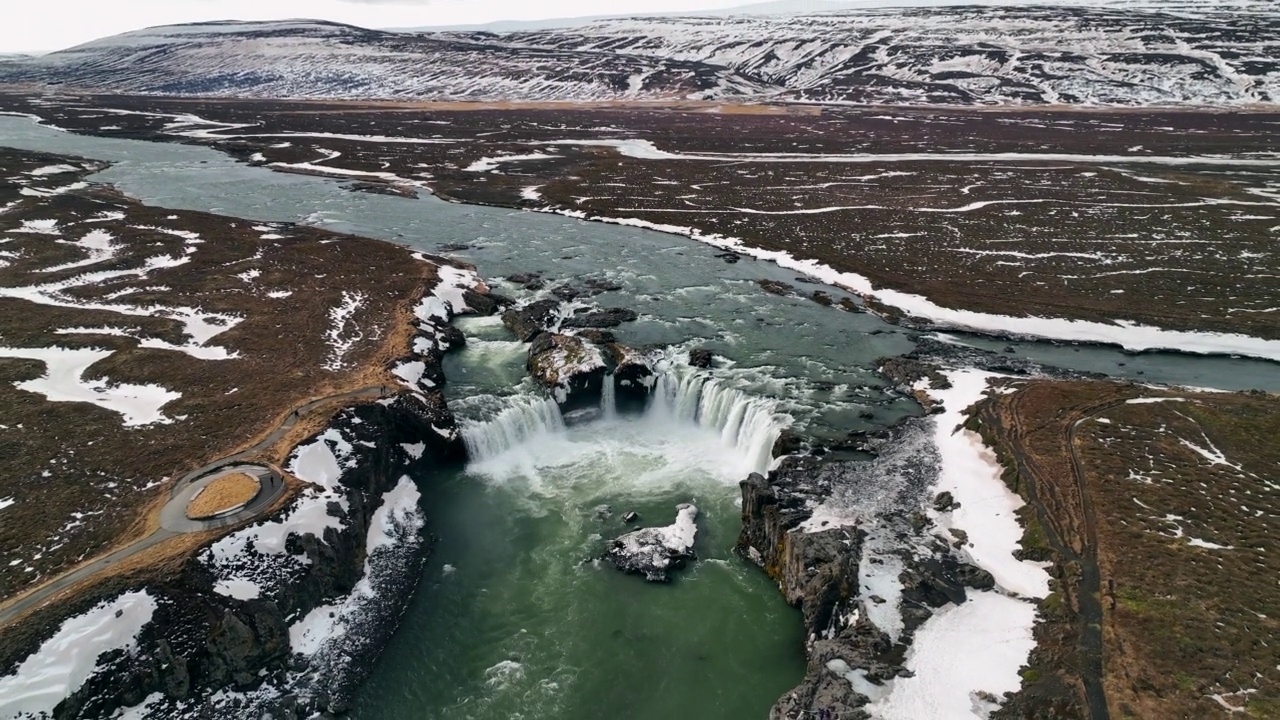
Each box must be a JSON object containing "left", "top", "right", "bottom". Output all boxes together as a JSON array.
[{"left": 2, "top": 115, "right": 1277, "bottom": 719}]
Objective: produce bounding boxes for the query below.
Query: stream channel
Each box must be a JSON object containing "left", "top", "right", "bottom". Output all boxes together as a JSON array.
[{"left": 2, "top": 115, "right": 1277, "bottom": 719}]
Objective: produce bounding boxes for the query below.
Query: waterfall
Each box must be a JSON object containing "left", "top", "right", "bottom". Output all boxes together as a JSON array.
[
  {"left": 646, "top": 369, "right": 788, "bottom": 474},
  {"left": 460, "top": 394, "right": 566, "bottom": 462},
  {"left": 601, "top": 373, "right": 617, "bottom": 421}
]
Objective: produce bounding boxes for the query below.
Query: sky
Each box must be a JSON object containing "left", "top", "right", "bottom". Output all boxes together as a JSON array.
[{"left": 0, "top": 0, "right": 760, "bottom": 53}]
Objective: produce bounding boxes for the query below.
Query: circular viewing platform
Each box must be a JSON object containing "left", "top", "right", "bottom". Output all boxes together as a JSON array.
[{"left": 185, "top": 472, "right": 262, "bottom": 520}]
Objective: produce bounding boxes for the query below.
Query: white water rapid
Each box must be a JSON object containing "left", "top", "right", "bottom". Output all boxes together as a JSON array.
[{"left": 459, "top": 367, "right": 790, "bottom": 475}]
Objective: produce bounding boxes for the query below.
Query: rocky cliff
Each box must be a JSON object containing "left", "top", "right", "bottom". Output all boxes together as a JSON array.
[
  {"left": 738, "top": 449, "right": 999, "bottom": 719},
  {"left": 0, "top": 268, "right": 487, "bottom": 719}
]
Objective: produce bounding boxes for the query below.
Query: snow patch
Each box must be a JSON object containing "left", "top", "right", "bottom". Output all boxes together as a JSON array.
[
  {"left": 0, "top": 345, "right": 180, "bottom": 426},
  {"left": 213, "top": 578, "right": 262, "bottom": 600},
  {"left": 865, "top": 592, "right": 1038, "bottom": 720},
  {"left": 0, "top": 591, "right": 156, "bottom": 718},
  {"left": 322, "top": 291, "right": 365, "bottom": 371}
]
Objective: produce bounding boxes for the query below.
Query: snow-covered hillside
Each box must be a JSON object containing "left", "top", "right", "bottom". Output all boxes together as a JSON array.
[{"left": 2, "top": 2, "right": 1277, "bottom": 106}]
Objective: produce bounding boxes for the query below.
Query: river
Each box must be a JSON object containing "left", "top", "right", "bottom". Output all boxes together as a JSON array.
[{"left": 1, "top": 115, "right": 1277, "bottom": 719}]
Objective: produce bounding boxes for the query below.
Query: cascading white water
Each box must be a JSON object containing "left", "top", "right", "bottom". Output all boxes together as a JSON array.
[
  {"left": 461, "top": 394, "right": 566, "bottom": 461},
  {"left": 646, "top": 370, "right": 788, "bottom": 475},
  {"left": 459, "top": 369, "right": 788, "bottom": 475},
  {"left": 600, "top": 373, "right": 617, "bottom": 421}
]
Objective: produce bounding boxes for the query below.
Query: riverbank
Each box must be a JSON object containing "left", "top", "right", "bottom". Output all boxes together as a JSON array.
[
  {"left": 1, "top": 109, "right": 1276, "bottom": 720},
  {"left": 0, "top": 146, "right": 496, "bottom": 717},
  {"left": 2, "top": 92, "right": 1275, "bottom": 356},
  {"left": 975, "top": 380, "right": 1280, "bottom": 719}
]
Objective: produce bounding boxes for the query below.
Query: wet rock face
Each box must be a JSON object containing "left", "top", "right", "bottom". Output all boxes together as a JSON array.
[
  {"left": 605, "top": 504, "right": 699, "bottom": 582},
  {"left": 772, "top": 430, "right": 806, "bottom": 458},
  {"left": 527, "top": 332, "right": 607, "bottom": 412},
  {"left": 607, "top": 342, "right": 655, "bottom": 411},
  {"left": 688, "top": 348, "right": 717, "bottom": 369}
]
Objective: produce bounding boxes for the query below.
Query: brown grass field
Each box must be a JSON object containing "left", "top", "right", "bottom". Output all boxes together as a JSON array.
[
  {"left": 184, "top": 473, "right": 260, "bottom": 519},
  {"left": 978, "top": 380, "right": 1280, "bottom": 719},
  {"left": 0, "top": 146, "right": 437, "bottom": 602}
]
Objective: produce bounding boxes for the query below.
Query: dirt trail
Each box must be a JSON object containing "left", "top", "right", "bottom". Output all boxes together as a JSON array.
[
  {"left": 979, "top": 389, "right": 1133, "bottom": 720},
  {"left": 0, "top": 385, "right": 393, "bottom": 629}
]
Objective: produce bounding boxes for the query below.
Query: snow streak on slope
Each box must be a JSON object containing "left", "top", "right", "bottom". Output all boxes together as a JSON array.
[{"left": 2, "top": 2, "right": 1276, "bottom": 106}]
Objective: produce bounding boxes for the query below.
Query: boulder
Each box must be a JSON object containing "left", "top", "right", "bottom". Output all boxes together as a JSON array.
[
  {"left": 607, "top": 343, "right": 655, "bottom": 410},
  {"left": 562, "top": 307, "right": 639, "bottom": 329},
  {"left": 505, "top": 272, "right": 545, "bottom": 291},
  {"left": 932, "top": 491, "right": 959, "bottom": 512},
  {"left": 688, "top": 348, "right": 717, "bottom": 369},
  {"left": 527, "top": 332, "right": 607, "bottom": 411},
  {"left": 757, "top": 279, "right": 796, "bottom": 297},
  {"left": 461, "top": 288, "right": 512, "bottom": 316},
  {"left": 501, "top": 299, "right": 561, "bottom": 341},
  {"left": 605, "top": 504, "right": 699, "bottom": 582},
  {"left": 574, "top": 328, "right": 617, "bottom": 344},
  {"left": 582, "top": 277, "right": 622, "bottom": 293}
]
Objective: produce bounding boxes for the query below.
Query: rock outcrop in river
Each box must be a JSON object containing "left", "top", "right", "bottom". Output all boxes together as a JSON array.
[
  {"left": 606, "top": 504, "right": 700, "bottom": 582},
  {"left": 503, "top": 285, "right": 656, "bottom": 414}
]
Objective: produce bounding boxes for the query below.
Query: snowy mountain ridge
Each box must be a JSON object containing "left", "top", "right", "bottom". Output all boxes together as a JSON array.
[{"left": 2, "top": 3, "right": 1277, "bottom": 106}]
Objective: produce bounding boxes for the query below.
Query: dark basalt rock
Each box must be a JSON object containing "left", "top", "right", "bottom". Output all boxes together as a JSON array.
[
  {"left": 501, "top": 298, "right": 561, "bottom": 341},
  {"left": 505, "top": 272, "right": 546, "bottom": 291},
  {"left": 582, "top": 277, "right": 622, "bottom": 293},
  {"left": 738, "top": 443, "right": 1004, "bottom": 720},
  {"left": 757, "top": 279, "right": 796, "bottom": 297},
  {"left": 462, "top": 288, "right": 512, "bottom": 316},
  {"left": 574, "top": 328, "right": 617, "bottom": 344},
  {"left": 933, "top": 491, "right": 959, "bottom": 512},
  {"left": 715, "top": 251, "right": 741, "bottom": 263},
  {"left": 562, "top": 307, "right": 639, "bottom": 329},
  {"left": 605, "top": 504, "right": 699, "bottom": 582},
  {"left": 772, "top": 430, "right": 806, "bottom": 458},
  {"left": 688, "top": 348, "right": 717, "bottom": 369},
  {"left": 527, "top": 332, "right": 607, "bottom": 413},
  {"left": 607, "top": 342, "right": 655, "bottom": 411}
]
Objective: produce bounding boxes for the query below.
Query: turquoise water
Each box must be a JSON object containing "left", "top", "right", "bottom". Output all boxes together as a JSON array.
[{"left": 355, "top": 419, "right": 805, "bottom": 719}]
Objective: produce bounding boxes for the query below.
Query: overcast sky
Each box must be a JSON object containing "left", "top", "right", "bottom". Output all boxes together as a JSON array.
[{"left": 1, "top": 0, "right": 768, "bottom": 53}]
